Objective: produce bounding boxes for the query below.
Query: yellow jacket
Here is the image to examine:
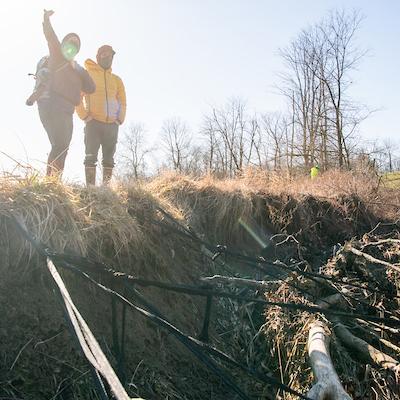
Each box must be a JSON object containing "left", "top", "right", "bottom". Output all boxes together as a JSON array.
[
  {"left": 310, "top": 166, "right": 319, "bottom": 179},
  {"left": 76, "top": 59, "right": 126, "bottom": 124}
]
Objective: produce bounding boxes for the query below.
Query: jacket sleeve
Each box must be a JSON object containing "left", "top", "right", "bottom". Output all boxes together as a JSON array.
[
  {"left": 76, "top": 65, "right": 96, "bottom": 94},
  {"left": 42, "top": 16, "right": 60, "bottom": 57},
  {"left": 76, "top": 94, "right": 90, "bottom": 120},
  {"left": 116, "top": 76, "right": 127, "bottom": 124}
]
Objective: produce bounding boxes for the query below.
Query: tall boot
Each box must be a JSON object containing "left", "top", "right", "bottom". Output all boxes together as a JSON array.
[
  {"left": 85, "top": 166, "right": 96, "bottom": 186},
  {"left": 103, "top": 167, "right": 113, "bottom": 185},
  {"left": 47, "top": 158, "right": 64, "bottom": 179},
  {"left": 46, "top": 163, "right": 53, "bottom": 177},
  {"left": 46, "top": 148, "right": 68, "bottom": 180}
]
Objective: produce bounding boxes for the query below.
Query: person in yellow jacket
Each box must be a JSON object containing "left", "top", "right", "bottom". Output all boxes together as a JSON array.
[
  {"left": 76, "top": 45, "right": 126, "bottom": 185},
  {"left": 310, "top": 164, "right": 320, "bottom": 179}
]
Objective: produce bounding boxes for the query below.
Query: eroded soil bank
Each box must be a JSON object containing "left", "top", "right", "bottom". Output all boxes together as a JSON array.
[{"left": 0, "top": 174, "right": 399, "bottom": 399}]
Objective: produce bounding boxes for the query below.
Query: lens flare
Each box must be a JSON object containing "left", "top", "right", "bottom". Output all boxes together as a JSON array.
[
  {"left": 238, "top": 217, "right": 268, "bottom": 248},
  {"left": 61, "top": 43, "right": 78, "bottom": 60}
]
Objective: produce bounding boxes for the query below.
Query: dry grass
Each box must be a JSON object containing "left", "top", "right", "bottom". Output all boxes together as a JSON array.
[
  {"left": 0, "top": 174, "right": 209, "bottom": 399},
  {"left": 146, "top": 170, "right": 393, "bottom": 253}
]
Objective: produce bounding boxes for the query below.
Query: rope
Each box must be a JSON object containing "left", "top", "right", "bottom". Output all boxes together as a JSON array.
[
  {"left": 10, "top": 215, "right": 139, "bottom": 400},
  {"left": 50, "top": 252, "right": 400, "bottom": 327},
  {"left": 47, "top": 258, "right": 136, "bottom": 400},
  {"left": 156, "top": 206, "right": 400, "bottom": 302},
  {"left": 9, "top": 213, "right": 312, "bottom": 400},
  {"left": 60, "top": 260, "right": 310, "bottom": 400}
]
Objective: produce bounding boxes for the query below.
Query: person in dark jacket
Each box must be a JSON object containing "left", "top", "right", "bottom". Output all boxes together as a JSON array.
[{"left": 35, "top": 10, "right": 95, "bottom": 177}]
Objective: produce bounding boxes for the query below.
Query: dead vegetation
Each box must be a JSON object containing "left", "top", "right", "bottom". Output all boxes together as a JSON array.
[
  {"left": 257, "top": 229, "right": 400, "bottom": 399},
  {"left": 0, "top": 170, "right": 399, "bottom": 399}
]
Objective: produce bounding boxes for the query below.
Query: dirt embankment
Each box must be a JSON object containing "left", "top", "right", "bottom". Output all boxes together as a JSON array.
[{"left": 0, "top": 172, "right": 399, "bottom": 399}]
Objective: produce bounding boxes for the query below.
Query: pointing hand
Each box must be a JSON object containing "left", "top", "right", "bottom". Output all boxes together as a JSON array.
[{"left": 44, "top": 9, "right": 55, "bottom": 19}]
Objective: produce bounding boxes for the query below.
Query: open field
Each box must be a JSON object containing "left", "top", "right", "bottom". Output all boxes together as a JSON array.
[{"left": 382, "top": 172, "right": 400, "bottom": 189}]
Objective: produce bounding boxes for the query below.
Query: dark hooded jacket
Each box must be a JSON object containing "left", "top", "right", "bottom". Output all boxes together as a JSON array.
[{"left": 39, "top": 18, "right": 95, "bottom": 113}]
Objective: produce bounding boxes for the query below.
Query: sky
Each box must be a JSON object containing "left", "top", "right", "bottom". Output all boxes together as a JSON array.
[{"left": 0, "top": 0, "right": 398, "bottom": 182}]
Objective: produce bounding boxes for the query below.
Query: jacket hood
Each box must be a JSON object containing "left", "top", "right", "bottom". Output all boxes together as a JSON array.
[{"left": 84, "top": 59, "right": 112, "bottom": 73}]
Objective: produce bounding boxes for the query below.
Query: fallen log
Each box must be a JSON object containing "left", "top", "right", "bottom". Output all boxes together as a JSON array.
[
  {"left": 347, "top": 246, "right": 400, "bottom": 273},
  {"left": 353, "top": 322, "right": 400, "bottom": 356},
  {"left": 318, "top": 294, "right": 400, "bottom": 374},
  {"left": 307, "top": 321, "right": 352, "bottom": 400},
  {"left": 333, "top": 320, "right": 400, "bottom": 374}
]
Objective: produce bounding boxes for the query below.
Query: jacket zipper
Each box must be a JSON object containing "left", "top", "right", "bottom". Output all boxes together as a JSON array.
[{"left": 104, "top": 70, "right": 109, "bottom": 122}]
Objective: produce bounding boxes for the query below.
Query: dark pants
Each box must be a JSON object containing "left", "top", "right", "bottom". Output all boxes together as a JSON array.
[
  {"left": 84, "top": 120, "right": 119, "bottom": 168},
  {"left": 38, "top": 101, "right": 73, "bottom": 174}
]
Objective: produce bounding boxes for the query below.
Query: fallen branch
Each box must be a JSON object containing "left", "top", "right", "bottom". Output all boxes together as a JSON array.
[
  {"left": 361, "top": 238, "right": 400, "bottom": 250},
  {"left": 271, "top": 233, "right": 299, "bottom": 246},
  {"left": 333, "top": 320, "right": 400, "bottom": 374},
  {"left": 201, "top": 275, "right": 278, "bottom": 290},
  {"left": 347, "top": 246, "right": 400, "bottom": 273},
  {"left": 356, "top": 318, "right": 400, "bottom": 335},
  {"left": 353, "top": 322, "right": 400, "bottom": 356},
  {"left": 307, "top": 321, "right": 352, "bottom": 400},
  {"left": 318, "top": 294, "right": 400, "bottom": 367}
]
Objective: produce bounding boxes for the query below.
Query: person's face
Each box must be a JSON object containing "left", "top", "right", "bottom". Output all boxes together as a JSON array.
[
  {"left": 61, "top": 37, "right": 80, "bottom": 61},
  {"left": 97, "top": 50, "right": 114, "bottom": 69}
]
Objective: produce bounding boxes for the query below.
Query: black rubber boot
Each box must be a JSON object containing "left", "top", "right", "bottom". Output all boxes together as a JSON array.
[
  {"left": 85, "top": 167, "right": 96, "bottom": 186},
  {"left": 103, "top": 167, "right": 113, "bottom": 185}
]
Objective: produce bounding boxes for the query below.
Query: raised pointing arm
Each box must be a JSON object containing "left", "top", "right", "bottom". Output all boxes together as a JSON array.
[{"left": 42, "top": 9, "right": 60, "bottom": 56}]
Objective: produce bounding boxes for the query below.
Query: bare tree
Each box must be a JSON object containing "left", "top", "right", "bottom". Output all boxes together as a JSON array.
[
  {"left": 245, "top": 116, "right": 264, "bottom": 168},
  {"left": 383, "top": 139, "right": 398, "bottom": 173},
  {"left": 279, "top": 9, "right": 368, "bottom": 171},
  {"left": 160, "top": 117, "right": 192, "bottom": 172},
  {"left": 317, "top": 10, "right": 366, "bottom": 168},
  {"left": 201, "top": 117, "right": 221, "bottom": 174},
  {"left": 261, "top": 113, "right": 290, "bottom": 169},
  {"left": 118, "top": 123, "right": 152, "bottom": 179},
  {"left": 365, "top": 139, "right": 400, "bottom": 173},
  {"left": 279, "top": 28, "right": 325, "bottom": 168},
  {"left": 201, "top": 98, "right": 263, "bottom": 176}
]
